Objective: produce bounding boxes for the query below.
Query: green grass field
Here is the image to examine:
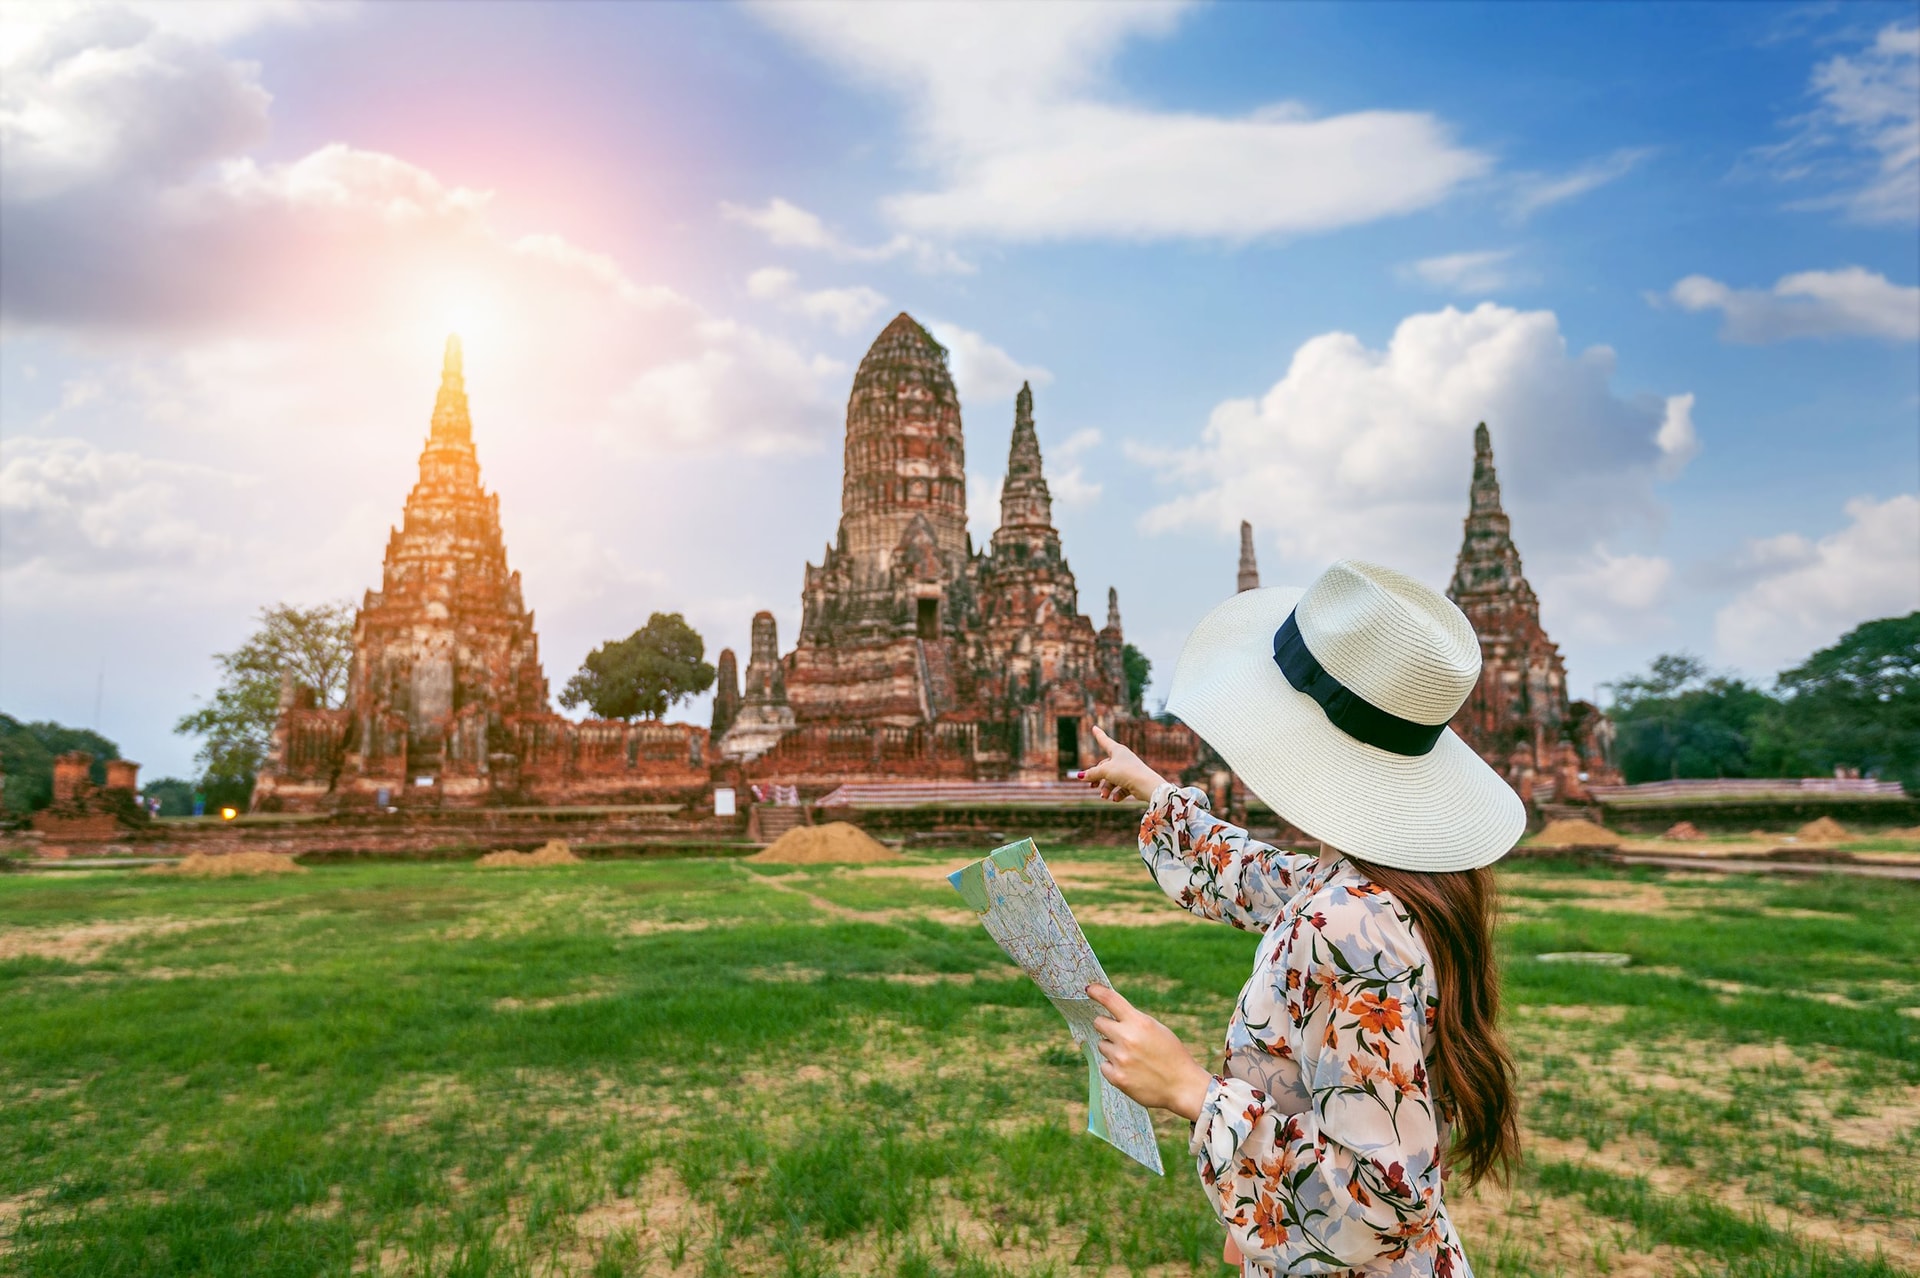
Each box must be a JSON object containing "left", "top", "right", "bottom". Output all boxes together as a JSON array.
[{"left": 1, "top": 850, "right": 1915, "bottom": 1277}]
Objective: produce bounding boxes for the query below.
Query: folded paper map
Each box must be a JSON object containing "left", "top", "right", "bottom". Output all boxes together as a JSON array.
[{"left": 949, "top": 838, "right": 1165, "bottom": 1175}]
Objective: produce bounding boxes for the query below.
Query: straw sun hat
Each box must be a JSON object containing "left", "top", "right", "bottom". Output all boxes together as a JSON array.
[{"left": 1166, "top": 558, "right": 1525, "bottom": 872}]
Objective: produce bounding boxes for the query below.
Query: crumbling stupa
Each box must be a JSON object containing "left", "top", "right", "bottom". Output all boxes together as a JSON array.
[
  {"left": 735, "top": 314, "right": 1199, "bottom": 785},
  {"left": 1446, "top": 424, "right": 1619, "bottom": 804},
  {"left": 253, "top": 338, "right": 707, "bottom": 810}
]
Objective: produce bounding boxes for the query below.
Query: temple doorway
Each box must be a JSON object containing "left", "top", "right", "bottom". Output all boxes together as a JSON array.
[
  {"left": 1056, "top": 717, "right": 1079, "bottom": 774},
  {"left": 917, "top": 598, "right": 939, "bottom": 639}
]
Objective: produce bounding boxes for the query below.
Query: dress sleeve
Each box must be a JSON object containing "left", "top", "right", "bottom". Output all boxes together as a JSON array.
[
  {"left": 1137, "top": 782, "right": 1316, "bottom": 932},
  {"left": 1187, "top": 891, "right": 1447, "bottom": 1272}
]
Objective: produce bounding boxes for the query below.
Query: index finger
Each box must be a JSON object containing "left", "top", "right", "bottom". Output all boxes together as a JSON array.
[
  {"left": 1085, "top": 983, "right": 1131, "bottom": 1018},
  {"left": 1090, "top": 723, "right": 1116, "bottom": 750}
]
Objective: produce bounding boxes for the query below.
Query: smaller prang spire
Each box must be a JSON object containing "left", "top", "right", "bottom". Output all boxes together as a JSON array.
[
  {"left": 1470, "top": 422, "right": 1503, "bottom": 516},
  {"left": 1449, "top": 421, "right": 1534, "bottom": 614},
  {"left": 1106, "top": 586, "right": 1122, "bottom": 632},
  {"left": 430, "top": 333, "right": 472, "bottom": 443},
  {"left": 1237, "top": 521, "right": 1261, "bottom": 593},
  {"left": 997, "top": 381, "right": 1053, "bottom": 531}
]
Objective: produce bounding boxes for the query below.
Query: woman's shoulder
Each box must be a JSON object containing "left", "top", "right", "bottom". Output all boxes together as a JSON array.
[{"left": 1286, "top": 863, "right": 1428, "bottom": 968}]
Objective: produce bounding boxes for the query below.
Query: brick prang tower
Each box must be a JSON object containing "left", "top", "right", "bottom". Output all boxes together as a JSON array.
[{"left": 1446, "top": 422, "right": 1618, "bottom": 804}]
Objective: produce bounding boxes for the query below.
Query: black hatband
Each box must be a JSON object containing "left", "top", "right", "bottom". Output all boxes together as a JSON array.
[{"left": 1272, "top": 610, "right": 1447, "bottom": 757}]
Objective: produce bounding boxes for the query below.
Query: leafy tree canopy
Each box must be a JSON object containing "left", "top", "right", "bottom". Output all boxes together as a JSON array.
[
  {"left": 174, "top": 602, "right": 355, "bottom": 801},
  {"left": 1604, "top": 613, "right": 1920, "bottom": 789},
  {"left": 1121, "top": 643, "right": 1152, "bottom": 717},
  {"left": 1606, "top": 655, "right": 1773, "bottom": 782},
  {"left": 0, "top": 714, "right": 119, "bottom": 814},
  {"left": 142, "top": 777, "right": 198, "bottom": 818},
  {"left": 560, "top": 612, "right": 716, "bottom": 721},
  {"left": 1757, "top": 612, "right": 1920, "bottom": 789}
]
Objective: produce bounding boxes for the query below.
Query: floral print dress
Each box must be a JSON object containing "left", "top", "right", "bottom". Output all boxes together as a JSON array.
[{"left": 1139, "top": 783, "right": 1473, "bottom": 1277}]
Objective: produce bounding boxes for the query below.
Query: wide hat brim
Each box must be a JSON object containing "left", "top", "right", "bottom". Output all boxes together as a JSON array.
[{"left": 1166, "top": 586, "right": 1526, "bottom": 873}]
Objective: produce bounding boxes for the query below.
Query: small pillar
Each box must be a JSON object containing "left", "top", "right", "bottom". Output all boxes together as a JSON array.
[{"left": 52, "top": 752, "right": 93, "bottom": 804}]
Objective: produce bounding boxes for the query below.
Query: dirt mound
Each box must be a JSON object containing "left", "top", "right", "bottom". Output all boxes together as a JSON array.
[
  {"left": 1533, "top": 818, "right": 1620, "bottom": 848},
  {"left": 477, "top": 839, "right": 581, "bottom": 868},
  {"left": 1796, "top": 817, "right": 1849, "bottom": 843},
  {"left": 1884, "top": 826, "right": 1920, "bottom": 840},
  {"left": 749, "top": 822, "right": 899, "bottom": 865},
  {"left": 1664, "top": 821, "right": 1705, "bottom": 841},
  {"left": 145, "top": 851, "right": 306, "bottom": 877}
]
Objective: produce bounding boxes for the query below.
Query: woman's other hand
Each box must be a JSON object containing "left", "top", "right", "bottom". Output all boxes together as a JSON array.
[
  {"left": 1078, "top": 724, "right": 1168, "bottom": 803},
  {"left": 1086, "top": 983, "right": 1212, "bottom": 1122}
]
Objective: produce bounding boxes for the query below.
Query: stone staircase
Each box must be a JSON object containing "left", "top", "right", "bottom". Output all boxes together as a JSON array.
[
  {"left": 917, "top": 639, "right": 956, "bottom": 717},
  {"left": 752, "top": 804, "right": 806, "bottom": 843}
]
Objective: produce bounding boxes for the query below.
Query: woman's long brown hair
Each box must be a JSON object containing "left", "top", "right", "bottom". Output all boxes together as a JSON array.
[{"left": 1346, "top": 856, "right": 1519, "bottom": 1188}]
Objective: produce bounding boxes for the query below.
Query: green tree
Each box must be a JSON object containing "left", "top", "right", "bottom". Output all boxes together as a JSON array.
[
  {"left": 174, "top": 602, "right": 355, "bottom": 803},
  {"left": 141, "top": 777, "right": 197, "bottom": 818},
  {"left": 560, "top": 612, "right": 716, "bottom": 721},
  {"left": 1605, "top": 652, "right": 1775, "bottom": 783},
  {"left": 0, "top": 714, "right": 120, "bottom": 814},
  {"left": 1753, "top": 612, "right": 1920, "bottom": 790},
  {"left": 1121, "top": 643, "right": 1152, "bottom": 717}
]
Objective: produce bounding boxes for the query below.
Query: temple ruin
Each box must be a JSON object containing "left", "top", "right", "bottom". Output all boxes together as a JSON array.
[
  {"left": 251, "top": 328, "right": 1619, "bottom": 820},
  {"left": 1446, "top": 423, "right": 1619, "bottom": 805},
  {"left": 732, "top": 314, "right": 1201, "bottom": 787},
  {"left": 253, "top": 337, "right": 706, "bottom": 810},
  {"left": 31, "top": 752, "right": 145, "bottom": 839}
]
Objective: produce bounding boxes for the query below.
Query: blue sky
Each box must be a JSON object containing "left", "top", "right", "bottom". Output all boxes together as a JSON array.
[{"left": 2, "top": 0, "right": 1916, "bottom": 781}]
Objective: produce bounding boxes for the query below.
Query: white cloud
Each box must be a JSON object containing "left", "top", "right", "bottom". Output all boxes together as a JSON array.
[
  {"left": 965, "top": 471, "right": 1002, "bottom": 540},
  {"left": 1753, "top": 21, "right": 1919, "bottom": 224},
  {"left": 0, "top": 435, "right": 244, "bottom": 576},
  {"left": 606, "top": 320, "right": 845, "bottom": 455},
  {"left": 1138, "top": 303, "right": 1695, "bottom": 589},
  {"left": 1543, "top": 548, "right": 1675, "bottom": 644},
  {"left": 1510, "top": 147, "right": 1652, "bottom": 221},
  {"left": 924, "top": 320, "right": 1051, "bottom": 413},
  {"left": 1668, "top": 266, "right": 1919, "bottom": 343},
  {"left": 1401, "top": 248, "right": 1525, "bottom": 294},
  {"left": 0, "top": 7, "right": 846, "bottom": 464},
  {"left": 1715, "top": 494, "right": 1920, "bottom": 670},
  {"left": 1048, "top": 427, "right": 1104, "bottom": 507},
  {"left": 1655, "top": 392, "right": 1700, "bottom": 479},
  {"left": 745, "top": 266, "right": 889, "bottom": 335},
  {"left": 721, "top": 198, "right": 973, "bottom": 274},
  {"left": 0, "top": 7, "right": 272, "bottom": 201},
  {"left": 748, "top": 2, "right": 1488, "bottom": 242}
]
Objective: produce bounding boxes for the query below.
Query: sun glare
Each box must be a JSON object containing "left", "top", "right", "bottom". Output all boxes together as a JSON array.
[{"left": 422, "top": 278, "right": 507, "bottom": 355}]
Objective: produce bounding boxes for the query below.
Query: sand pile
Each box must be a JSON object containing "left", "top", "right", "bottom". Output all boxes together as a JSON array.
[
  {"left": 1532, "top": 818, "right": 1620, "bottom": 848},
  {"left": 1885, "top": 826, "right": 1920, "bottom": 840},
  {"left": 1796, "top": 817, "right": 1849, "bottom": 843},
  {"left": 477, "top": 839, "right": 582, "bottom": 868},
  {"left": 146, "top": 851, "right": 306, "bottom": 877},
  {"left": 1664, "top": 821, "right": 1705, "bottom": 841},
  {"left": 749, "top": 822, "right": 899, "bottom": 865}
]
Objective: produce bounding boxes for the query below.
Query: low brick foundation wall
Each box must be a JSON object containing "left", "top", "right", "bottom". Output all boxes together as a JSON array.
[{"left": 1594, "top": 797, "right": 1918, "bottom": 834}]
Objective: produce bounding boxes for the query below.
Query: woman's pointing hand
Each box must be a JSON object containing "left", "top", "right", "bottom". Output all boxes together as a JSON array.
[{"left": 1078, "top": 723, "right": 1168, "bottom": 803}]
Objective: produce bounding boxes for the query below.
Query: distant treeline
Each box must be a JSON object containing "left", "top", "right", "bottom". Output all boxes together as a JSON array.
[
  {"left": 1606, "top": 613, "right": 1917, "bottom": 790},
  {"left": 0, "top": 715, "right": 197, "bottom": 817}
]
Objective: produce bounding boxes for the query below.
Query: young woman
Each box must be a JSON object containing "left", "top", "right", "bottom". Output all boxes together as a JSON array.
[{"left": 1078, "top": 559, "right": 1523, "bottom": 1277}]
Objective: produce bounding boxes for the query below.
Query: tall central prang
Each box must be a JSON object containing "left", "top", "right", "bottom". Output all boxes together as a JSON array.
[
  {"left": 787, "top": 314, "right": 980, "bottom": 725},
  {"left": 718, "top": 311, "right": 1194, "bottom": 785},
  {"left": 838, "top": 313, "right": 970, "bottom": 585}
]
